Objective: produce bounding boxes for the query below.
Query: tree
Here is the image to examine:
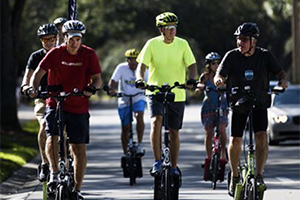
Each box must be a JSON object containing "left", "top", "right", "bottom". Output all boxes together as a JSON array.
[{"left": 1, "top": 0, "right": 27, "bottom": 132}]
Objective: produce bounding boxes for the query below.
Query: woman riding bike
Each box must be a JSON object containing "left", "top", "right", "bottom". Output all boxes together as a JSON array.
[{"left": 197, "top": 52, "right": 228, "bottom": 172}]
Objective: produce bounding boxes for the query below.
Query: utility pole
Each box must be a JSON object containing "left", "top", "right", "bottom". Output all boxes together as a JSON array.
[{"left": 292, "top": 0, "right": 300, "bottom": 84}]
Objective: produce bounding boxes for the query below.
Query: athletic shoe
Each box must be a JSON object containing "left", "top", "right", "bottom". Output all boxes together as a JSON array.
[
  {"left": 38, "top": 163, "right": 49, "bottom": 182},
  {"left": 150, "top": 161, "right": 162, "bottom": 176},
  {"left": 136, "top": 143, "right": 145, "bottom": 156}
]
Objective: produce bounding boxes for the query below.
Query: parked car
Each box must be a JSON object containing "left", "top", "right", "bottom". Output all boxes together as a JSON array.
[{"left": 267, "top": 84, "right": 300, "bottom": 145}]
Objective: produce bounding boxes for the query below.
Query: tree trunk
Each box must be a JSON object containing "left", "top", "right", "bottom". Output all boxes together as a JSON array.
[{"left": 1, "top": 0, "right": 26, "bottom": 132}]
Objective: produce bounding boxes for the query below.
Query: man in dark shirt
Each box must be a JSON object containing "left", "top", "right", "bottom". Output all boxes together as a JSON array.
[
  {"left": 20, "top": 23, "right": 58, "bottom": 182},
  {"left": 214, "top": 22, "right": 288, "bottom": 197}
]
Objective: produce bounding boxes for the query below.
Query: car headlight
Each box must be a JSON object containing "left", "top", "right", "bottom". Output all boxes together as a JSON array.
[{"left": 273, "top": 115, "right": 288, "bottom": 123}]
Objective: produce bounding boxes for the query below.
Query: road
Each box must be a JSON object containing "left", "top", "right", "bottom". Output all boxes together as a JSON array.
[{"left": 1, "top": 103, "right": 300, "bottom": 200}]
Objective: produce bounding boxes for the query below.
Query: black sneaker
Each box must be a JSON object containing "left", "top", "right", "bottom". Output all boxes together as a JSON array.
[
  {"left": 38, "top": 163, "right": 49, "bottom": 182},
  {"left": 228, "top": 175, "right": 240, "bottom": 197},
  {"left": 256, "top": 174, "right": 267, "bottom": 190}
]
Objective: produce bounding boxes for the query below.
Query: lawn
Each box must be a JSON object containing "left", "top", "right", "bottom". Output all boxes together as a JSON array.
[{"left": 0, "top": 120, "right": 39, "bottom": 183}]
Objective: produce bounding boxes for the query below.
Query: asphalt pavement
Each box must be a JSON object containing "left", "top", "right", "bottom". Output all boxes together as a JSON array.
[{"left": 0, "top": 101, "right": 299, "bottom": 200}]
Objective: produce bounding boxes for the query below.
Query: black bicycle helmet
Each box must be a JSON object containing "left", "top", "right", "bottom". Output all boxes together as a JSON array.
[
  {"left": 156, "top": 12, "right": 179, "bottom": 27},
  {"left": 62, "top": 20, "right": 86, "bottom": 34},
  {"left": 234, "top": 22, "right": 259, "bottom": 38},
  {"left": 205, "top": 52, "right": 221, "bottom": 63},
  {"left": 37, "top": 23, "right": 58, "bottom": 37},
  {"left": 53, "top": 17, "right": 68, "bottom": 26}
]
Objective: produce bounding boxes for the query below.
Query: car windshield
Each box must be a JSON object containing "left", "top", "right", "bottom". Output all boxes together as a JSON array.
[{"left": 274, "top": 88, "right": 300, "bottom": 105}]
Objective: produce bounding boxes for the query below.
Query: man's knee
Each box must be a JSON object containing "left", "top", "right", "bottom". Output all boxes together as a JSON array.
[{"left": 229, "top": 137, "right": 242, "bottom": 147}]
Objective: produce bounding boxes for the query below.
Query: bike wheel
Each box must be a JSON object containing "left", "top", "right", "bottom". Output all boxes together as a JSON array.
[
  {"left": 247, "top": 178, "right": 258, "bottom": 200},
  {"left": 170, "top": 171, "right": 179, "bottom": 200},
  {"left": 46, "top": 183, "right": 56, "bottom": 200},
  {"left": 128, "top": 154, "right": 136, "bottom": 186},
  {"left": 211, "top": 154, "right": 219, "bottom": 190},
  {"left": 56, "top": 184, "right": 70, "bottom": 200},
  {"left": 154, "top": 173, "right": 163, "bottom": 200},
  {"left": 164, "top": 168, "right": 171, "bottom": 200}
]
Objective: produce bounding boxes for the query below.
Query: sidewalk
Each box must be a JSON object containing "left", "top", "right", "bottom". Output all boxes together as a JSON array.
[
  {"left": 0, "top": 104, "right": 39, "bottom": 198},
  {"left": 0, "top": 101, "right": 118, "bottom": 197}
]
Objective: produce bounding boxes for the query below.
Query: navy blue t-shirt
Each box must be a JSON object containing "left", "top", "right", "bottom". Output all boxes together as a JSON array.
[
  {"left": 26, "top": 48, "right": 48, "bottom": 91},
  {"left": 217, "top": 47, "right": 282, "bottom": 109}
]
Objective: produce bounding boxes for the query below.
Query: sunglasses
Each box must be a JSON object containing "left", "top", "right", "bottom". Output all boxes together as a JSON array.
[
  {"left": 40, "top": 37, "right": 56, "bottom": 43},
  {"left": 211, "top": 61, "right": 220, "bottom": 65},
  {"left": 164, "top": 25, "right": 177, "bottom": 30}
]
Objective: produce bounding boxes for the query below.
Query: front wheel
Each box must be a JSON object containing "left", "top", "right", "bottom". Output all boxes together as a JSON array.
[
  {"left": 164, "top": 168, "right": 171, "bottom": 200},
  {"left": 56, "top": 184, "right": 69, "bottom": 200},
  {"left": 128, "top": 154, "right": 136, "bottom": 186},
  {"left": 247, "top": 178, "right": 258, "bottom": 200},
  {"left": 154, "top": 173, "right": 163, "bottom": 200},
  {"left": 211, "top": 154, "right": 219, "bottom": 189}
]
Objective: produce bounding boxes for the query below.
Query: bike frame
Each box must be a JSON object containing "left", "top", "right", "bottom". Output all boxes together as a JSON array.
[
  {"left": 207, "top": 86, "right": 227, "bottom": 189},
  {"left": 103, "top": 86, "right": 144, "bottom": 185},
  {"left": 38, "top": 89, "right": 80, "bottom": 200},
  {"left": 145, "top": 82, "right": 185, "bottom": 200},
  {"left": 233, "top": 86, "right": 284, "bottom": 200}
]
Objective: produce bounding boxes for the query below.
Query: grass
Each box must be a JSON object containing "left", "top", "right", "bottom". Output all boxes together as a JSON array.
[{"left": 0, "top": 120, "right": 39, "bottom": 183}]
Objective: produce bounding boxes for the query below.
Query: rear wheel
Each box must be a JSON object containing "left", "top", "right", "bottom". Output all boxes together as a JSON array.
[{"left": 170, "top": 171, "right": 179, "bottom": 200}]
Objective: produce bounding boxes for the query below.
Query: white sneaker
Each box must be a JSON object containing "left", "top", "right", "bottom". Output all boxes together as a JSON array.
[{"left": 136, "top": 144, "right": 145, "bottom": 155}]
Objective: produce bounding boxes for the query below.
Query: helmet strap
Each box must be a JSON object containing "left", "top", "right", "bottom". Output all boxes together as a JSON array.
[{"left": 243, "top": 37, "right": 255, "bottom": 56}]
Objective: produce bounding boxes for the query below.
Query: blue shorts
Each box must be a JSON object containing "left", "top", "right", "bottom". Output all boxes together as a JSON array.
[{"left": 118, "top": 100, "right": 146, "bottom": 126}]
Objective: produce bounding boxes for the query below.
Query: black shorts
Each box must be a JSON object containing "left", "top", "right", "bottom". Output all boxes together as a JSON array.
[
  {"left": 44, "top": 107, "right": 90, "bottom": 144},
  {"left": 147, "top": 95, "right": 185, "bottom": 130},
  {"left": 231, "top": 109, "right": 268, "bottom": 137}
]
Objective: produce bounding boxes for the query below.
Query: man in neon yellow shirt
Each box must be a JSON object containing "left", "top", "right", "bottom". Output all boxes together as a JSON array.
[{"left": 136, "top": 12, "right": 197, "bottom": 178}]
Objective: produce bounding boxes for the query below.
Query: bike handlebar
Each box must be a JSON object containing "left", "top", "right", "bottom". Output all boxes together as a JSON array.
[
  {"left": 144, "top": 81, "right": 186, "bottom": 92},
  {"left": 103, "top": 85, "right": 144, "bottom": 98},
  {"left": 230, "top": 85, "right": 285, "bottom": 95},
  {"left": 203, "top": 86, "right": 227, "bottom": 93},
  {"left": 35, "top": 88, "right": 84, "bottom": 100}
]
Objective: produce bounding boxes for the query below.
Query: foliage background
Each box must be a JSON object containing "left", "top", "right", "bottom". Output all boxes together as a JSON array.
[
  {"left": 18, "top": 0, "right": 294, "bottom": 82},
  {"left": 1, "top": 0, "right": 298, "bottom": 131}
]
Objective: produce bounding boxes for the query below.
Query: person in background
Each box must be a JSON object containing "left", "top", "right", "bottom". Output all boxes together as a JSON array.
[
  {"left": 28, "top": 20, "right": 102, "bottom": 200},
  {"left": 20, "top": 23, "right": 58, "bottom": 182},
  {"left": 214, "top": 22, "right": 288, "bottom": 197},
  {"left": 108, "top": 49, "right": 146, "bottom": 156},
  {"left": 135, "top": 12, "right": 198, "bottom": 179},
  {"left": 196, "top": 52, "right": 228, "bottom": 180},
  {"left": 53, "top": 17, "right": 67, "bottom": 45}
]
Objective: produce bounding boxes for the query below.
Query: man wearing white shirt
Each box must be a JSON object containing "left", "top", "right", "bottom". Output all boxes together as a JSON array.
[{"left": 108, "top": 49, "right": 147, "bottom": 155}]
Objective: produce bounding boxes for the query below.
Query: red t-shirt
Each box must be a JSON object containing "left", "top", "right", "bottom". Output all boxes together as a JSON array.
[{"left": 39, "top": 45, "right": 101, "bottom": 113}]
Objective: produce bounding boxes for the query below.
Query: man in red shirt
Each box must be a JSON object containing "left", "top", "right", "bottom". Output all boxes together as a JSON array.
[{"left": 29, "top": 20, "right": 102, "bottom": 200}]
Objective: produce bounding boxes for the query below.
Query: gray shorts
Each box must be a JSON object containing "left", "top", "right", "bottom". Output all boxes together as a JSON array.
[
  {"left": 44, "top": 107, "right": 90, "bottom": 144},
  {"left": 147, "top": 95, "right": 185, "bottom": 130}
]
